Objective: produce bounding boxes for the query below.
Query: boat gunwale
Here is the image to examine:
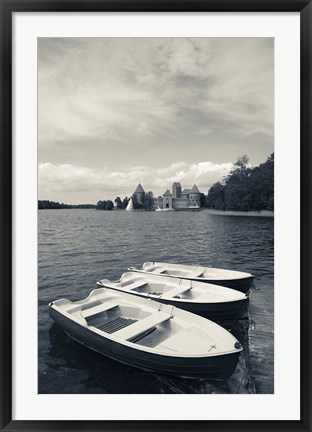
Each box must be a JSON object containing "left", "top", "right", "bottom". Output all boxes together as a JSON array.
[
  {"left": 128, "top": 268, "right": 254, "bottom": 283},
  {"left": 130, "top": 262, "right": 254, "bottom": 280}
]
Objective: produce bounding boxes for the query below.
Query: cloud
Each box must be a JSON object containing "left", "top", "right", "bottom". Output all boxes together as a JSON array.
[
  {"left": 38, "top": 38, "right": 273, "bottom": 146},
  {"left": 38, "top": 160, "right": 233, "bottom": 201}
]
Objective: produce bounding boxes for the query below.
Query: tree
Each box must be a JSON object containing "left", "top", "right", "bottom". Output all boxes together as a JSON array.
[
  {"left": 248, "top": 153, "right": 274, "bottom": 211},
  {"left": 143, "top": 191, "right": 154, "bottom": 210},
  {"left": 114, "top": 197, "right": 122, "bottom": 210},
  {"left": 199, "top": 193, "right": 206, "bottom": 208},
  {"left": 96, "top": 200, "right": 107, "bottom": 210},
  {"left": 233, "top": 154, "right": 249, "bottom": 170},
  {"left": 206, "top": 153, "right": 274, "bottom": 212},
  {"left": 206, "top": 182, "right": 225, "bottom": 210},
  {"left": 121, "top": 197, "right": 129, "bottom": 209},
  {"left": 223, "top": 155, "right": 251, "bottom": 210},
  {"left": 132, "top": 194, "right": 142, "bottom": 210},
  {"left": 105, "top": 200, "right": 114, "bottom": 210}
]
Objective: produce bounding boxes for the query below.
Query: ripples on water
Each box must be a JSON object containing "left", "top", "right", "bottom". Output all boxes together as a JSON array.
[{"left": 38, "top": 209, "right": 274, "bottom": 394}]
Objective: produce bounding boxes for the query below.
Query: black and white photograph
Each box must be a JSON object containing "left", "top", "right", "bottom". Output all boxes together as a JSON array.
[{"left": 38, "top": 37, "right": 274, "bottom": 394}]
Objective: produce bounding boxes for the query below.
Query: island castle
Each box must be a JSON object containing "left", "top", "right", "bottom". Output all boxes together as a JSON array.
[{"left": 132, "top": 182, "right": 201, "bottom": 210}]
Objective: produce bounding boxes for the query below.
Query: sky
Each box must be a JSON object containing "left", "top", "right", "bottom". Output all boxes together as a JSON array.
[{"left": 38, "top": 37, "right": 274, "bottom": 204}]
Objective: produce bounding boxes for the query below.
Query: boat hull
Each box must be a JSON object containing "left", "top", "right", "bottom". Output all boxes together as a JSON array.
[
  {"left": 199, "top": 276, "right": 254, "bottom": 293},
  {"left": 49, "top": 306, "right": 240, "bottom": 380},
  {"left": 158, "top": 298, "right": 248, "bottom": 321}
]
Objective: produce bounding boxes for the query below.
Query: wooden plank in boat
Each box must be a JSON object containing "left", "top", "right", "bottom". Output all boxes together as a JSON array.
[
  {"left": 187, "top": 269, "right": 204, "bottom": 278},
  {"left": 153, "top": 267, "right": 167, "bottom": 274},
  {"left": 81, "top": 302, "right": 119, "bottom": 318},
  {"left": 113, "top": 311, "right": 171, "bottom": 341},
  {"left": 161, "top": 285, "right": 191, "bottom": 299},
  {"left": 122, "top": 280, "right": 147, "bottom": 291}
]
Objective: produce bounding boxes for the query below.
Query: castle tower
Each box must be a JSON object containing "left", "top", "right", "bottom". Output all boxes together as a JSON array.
[
  {"left": 189, "top": 184, "right": 201, "bottom": 207},
  {"left": 163, "top": 189, "right": 173, "bottom": 209},
  {"left": 172, "top": 182, "right": 181, "bottom": 198},
  {"left": 133, "top": 183, "right": 145, "bottom": 204}
]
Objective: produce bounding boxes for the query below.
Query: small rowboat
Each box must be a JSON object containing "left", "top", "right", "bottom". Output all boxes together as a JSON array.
[
  {"left": 97, "top": 272, "right": 248, "bottom": 320},
  {"left": 49, "top": 289, "right": 242, "bottom": 379},
  {"left": 129, "top": 262, "right": 254, "bottom": 293}
]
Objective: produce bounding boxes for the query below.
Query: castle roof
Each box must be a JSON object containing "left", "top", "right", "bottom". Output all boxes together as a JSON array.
[
  {"left": 172, "top": 182, "right": 181, "bottom": 187},
  {"left": 190, "top": 184, "right": 201, "bottom": 194},
  {"left": 181, "top": 188, "right": 191, "bottom": 194},
  {"left": 134, "top": 183, "right": 145, "bottom": 194},
  {"left": 163, "top": 189, "right": 172, "bottom": 196}
]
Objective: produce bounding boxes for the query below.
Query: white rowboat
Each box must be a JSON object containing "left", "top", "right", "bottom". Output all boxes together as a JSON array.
[
  {"left": 97, "top": 272, "right": 248, "bottom": 320},
  {"left": 49, "top": 288, "right": 242, "bottom": 379},
  {"left": 129, "top": 262, "right": 254, "bottom": 293}
]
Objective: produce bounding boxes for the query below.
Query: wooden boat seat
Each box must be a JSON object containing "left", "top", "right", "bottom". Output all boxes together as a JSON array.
[
  {"left": 113, "top": 311, "right": 171, "bottom": 341},
  {"left": 161, "top": 285, "right": 191, "bottom": 299},
  {"left": 188, "top": 270, "right": 204, "bottom": 278},
  {"left": 153, "top": 267, "right": 167, "bottom": 274},
  {"left": 122, "top": 280, "right": 147, "bottom": 291},
  {"left": 81, "top": 302, "right": 119, "bottom": 319}
]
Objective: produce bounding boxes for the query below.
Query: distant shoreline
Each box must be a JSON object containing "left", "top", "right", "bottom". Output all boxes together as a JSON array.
[
  {"left": 38, "top": 207, "right": 274, "bottom": 217},
  {"left": 203, "top": 209, "right": 274, "bottom": 217}
]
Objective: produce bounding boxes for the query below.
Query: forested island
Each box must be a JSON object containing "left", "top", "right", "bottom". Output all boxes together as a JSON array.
[{"left": 38, "top": 153, "right": 274, "bottom": 212}]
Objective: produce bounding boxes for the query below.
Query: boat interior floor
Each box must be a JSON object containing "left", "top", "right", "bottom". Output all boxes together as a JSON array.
[{"left": 83, "top": 304, "right": 183, "bottom": 348}]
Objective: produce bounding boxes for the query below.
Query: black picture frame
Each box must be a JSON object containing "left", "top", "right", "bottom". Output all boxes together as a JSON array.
[{"left": 1, "top": 1, "right": 311, "bottom": 431}]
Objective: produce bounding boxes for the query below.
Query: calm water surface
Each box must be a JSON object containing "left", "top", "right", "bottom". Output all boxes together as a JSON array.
[{"left": 38, "top": 210, "right": 274, "bottom": 394}]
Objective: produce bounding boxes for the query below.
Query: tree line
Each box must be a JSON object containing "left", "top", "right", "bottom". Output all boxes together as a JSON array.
[
  {"left": 96, "top": 197, "right": 128, "bottom": 211},
  {"left": 205, "top": 153, "right": 274, "bottom": 211},
  {"left": 96, "top": 191, "right": 155, "bottom": 211},
  {"left": 38, "top": 200, "right": 96, "bottom": 209}
]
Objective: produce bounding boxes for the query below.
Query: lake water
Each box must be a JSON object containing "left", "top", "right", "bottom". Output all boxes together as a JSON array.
[{"left": 38, "top": 209, "right": 274, "bottom": 394}]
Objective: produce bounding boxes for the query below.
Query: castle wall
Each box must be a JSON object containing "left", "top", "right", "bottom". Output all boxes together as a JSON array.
[
  {"left": 189, "top": 193, "right": 201, "bottom": 206},
  {"left": 172, "top": 184, "right": 181, "bottom": 198},
  {"left": 172, "top": 198, "right": 189, "bottom": 210},
  {"left": 154, "top": 198, "right": 163, "bottom": 208},
  {"left": 149, "top": 186, "right": 201, "bottom": 210},
  {"left": 163, "top": 196, "right": 173, "bottom": 209}
]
